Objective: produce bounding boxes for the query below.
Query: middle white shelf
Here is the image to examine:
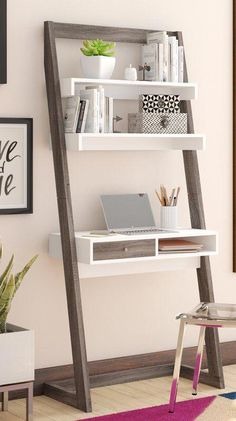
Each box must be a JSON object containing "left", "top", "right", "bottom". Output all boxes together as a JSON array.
[{"left": 65, "top": 133, "right": 206, "bottom": 151}]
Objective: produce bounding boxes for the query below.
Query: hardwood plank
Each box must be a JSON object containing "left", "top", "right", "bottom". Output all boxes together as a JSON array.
[{"left": 44, "top": 21, "right": 91, "bottom": 412}]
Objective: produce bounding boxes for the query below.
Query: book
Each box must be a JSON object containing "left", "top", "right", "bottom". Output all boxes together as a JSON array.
[
  {"left": 178, "top": 46, "right": 184, "bottom": 83},
  {"left": 63, "top": 95, "right": 81, "bottom": 133},
  {"left": 76, "top": 99, "right": 89, "bottom": 133},
  {"left": 146, "top": 31, "right": 168, "bottom": 82},
  {"left": 105, "top": 97, "right": 113, "bottom": 133},
  {"left": 80, "top": 88, "right": 99, "bottom": 133},
  {"left": 157, "top": 43, "right": 164, "bottom": 82},
  {"left": 141, "top": 44, "right": 157, "bottom": 81},
  {"left": 168, "top": 36, "right": 178, "bottom": 82},
  {"left": 159, "top": 239, "right": 203, "bottom": 252}
]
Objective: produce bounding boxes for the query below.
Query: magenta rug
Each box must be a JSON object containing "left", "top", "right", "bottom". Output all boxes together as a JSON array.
[{"left": 80, "top": 391, "right": 236, "bottom": 421}]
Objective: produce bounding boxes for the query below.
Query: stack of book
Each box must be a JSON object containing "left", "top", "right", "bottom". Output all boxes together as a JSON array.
[
  {"left": 158, "top": 239, "right": 203, "bottom": 254},
  {"left": 142, "top": 31, "right": 184, "bottom": 83},
  {"left": 63, "top": 86, "right": 113, "bottom": 134}
]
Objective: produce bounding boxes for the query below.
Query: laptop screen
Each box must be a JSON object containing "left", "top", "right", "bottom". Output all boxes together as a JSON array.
[{"left": 101, "top": 194, "right": 156, "bottom": 230}]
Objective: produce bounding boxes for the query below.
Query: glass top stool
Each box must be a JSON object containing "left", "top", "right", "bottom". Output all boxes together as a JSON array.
[{"left": 169, "top": 302, "right": 236, "bottom": 413}]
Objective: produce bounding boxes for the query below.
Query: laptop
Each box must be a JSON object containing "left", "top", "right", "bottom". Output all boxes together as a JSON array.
[{"left": 100, "top": 193, "right": 170, "bottom": 235}]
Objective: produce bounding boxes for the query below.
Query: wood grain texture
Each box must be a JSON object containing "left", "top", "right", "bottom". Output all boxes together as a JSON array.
[
  {"left": 233, "top": 0, "right": 236, "bottom": 271},
  {"left": 93, "top": 240, "right": 155, "bottom": 261},
  {"left": 177, "top": 31, "right": 225, "bottom": 389},
  {"left": 3, "top": 339, "right": 236, "bottom": 402},
  {"left": 44, "top": 21, "right": 91, "bottom": 412}
]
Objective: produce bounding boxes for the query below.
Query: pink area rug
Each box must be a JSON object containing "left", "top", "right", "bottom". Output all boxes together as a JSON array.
[{"left": 80, "top": 391, "right": 236, "bottom": 421}]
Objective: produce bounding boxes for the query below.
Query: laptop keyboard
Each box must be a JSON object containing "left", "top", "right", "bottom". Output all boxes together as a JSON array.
[{"left": 116, "top": 228, "right": 173, "bottom": 235}]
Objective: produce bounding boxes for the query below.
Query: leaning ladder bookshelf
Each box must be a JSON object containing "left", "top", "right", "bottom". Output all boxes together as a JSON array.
[{"left": 44, "top": 21, "right": 225, "bottom": 413}]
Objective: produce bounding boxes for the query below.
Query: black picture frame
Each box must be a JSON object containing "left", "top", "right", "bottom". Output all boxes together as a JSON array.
[
  {"left": 0, "top": 118, "right": 33, "bottom": 214},
  {"left": 0, "top": 0, "right": 7, "bottom": 84}
]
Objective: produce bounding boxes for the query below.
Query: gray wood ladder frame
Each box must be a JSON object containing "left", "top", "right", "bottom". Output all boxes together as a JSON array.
[{"left": 44, "top": 21, "right": 225, "bottom": 413}]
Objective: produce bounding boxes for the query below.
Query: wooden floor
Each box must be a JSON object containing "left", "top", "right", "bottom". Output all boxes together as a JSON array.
[{"left": 2, "top": 365, "right": 236, "bottom": 421}]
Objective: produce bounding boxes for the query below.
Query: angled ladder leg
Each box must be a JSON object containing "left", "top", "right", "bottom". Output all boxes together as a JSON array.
[
  {"left": 2, "top": 391, "right": 8, "bottom": 411},
  {"left": 26, "top": 382, "right": 33, "bottom": 421},
  {"left": 169, "top": 319, "right": 186, "bottom": 413},
  {"left": 192, "top": 326, "right": 205, "bottom": 395}
]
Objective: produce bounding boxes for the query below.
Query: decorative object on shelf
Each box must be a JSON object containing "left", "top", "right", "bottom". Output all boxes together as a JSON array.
[
  {"left": 140, "top": 94, "right": 180, "bottom": 114},
  {"left": 0, "top": 118, "right": 33, "bottom": 214},
  {"left": 138, "top": 63, "right": 150, "bottom": 81},
  {"left": 127, "top": 112, "right": 187, "bottom": 134},
  {"left": 155, "top": 185, "right": 180, "bottom": 229},
  {"left": 80, "top": 39, "right": 116, "bottom": 79},
  {"left": 0, "top": 0, "right": 7, "bottom": 84},
  {"left": 112, "top": 115, "right": 123, "bottom": 133},
  {"left": 160, "top": 206, "right": 178, "bottom": 229},
  {"left": 0, "top": 246, "right": 37, "bottom": 386},
  {"left": 142, "top": 112, "right": 187, "bottom": 134},
  {"left": 124, "top": 64, "right": 137, "bottom": 81},
  {"left": 128, "top": 113, "right": 142, "bottom": 133}
]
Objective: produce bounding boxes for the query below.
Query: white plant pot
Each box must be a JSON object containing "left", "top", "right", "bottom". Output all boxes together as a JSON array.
[
  {"left": 0, "top": 324, "right": 34, "bottom": 385},
  {"left": 80, "top": 55, "right": 116, "bottom": 79}
]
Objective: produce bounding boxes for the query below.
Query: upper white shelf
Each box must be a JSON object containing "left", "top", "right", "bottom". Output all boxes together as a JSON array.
[
  {"left": 65, "top": 133, "right": 205, "bottom": 151},
  {"left": 60, "top": 78, "right": 197, "bottom": 100}
]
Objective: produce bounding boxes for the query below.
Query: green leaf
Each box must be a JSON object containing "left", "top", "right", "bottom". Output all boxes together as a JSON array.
[{"left": 14, "top": 255, "right": 38, "bottom": 296}]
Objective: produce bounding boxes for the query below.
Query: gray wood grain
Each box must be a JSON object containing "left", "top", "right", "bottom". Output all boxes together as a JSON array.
[
  {"left": 44, "top": 21, "right": 91, "bottom": 412},
  {"left": 93, "top": 240, "right": 155, "bottom": 261},
  {"left": 177, "top": 31, "right": 224, "bottom": 388}
]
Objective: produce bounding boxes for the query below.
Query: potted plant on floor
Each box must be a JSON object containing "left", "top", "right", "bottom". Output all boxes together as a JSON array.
[
  {"left": 0, "top": 248, "right": 37, "bottom": 385},
  {"left": 80, "top": 39, "right": 116, "bottom": 79}
]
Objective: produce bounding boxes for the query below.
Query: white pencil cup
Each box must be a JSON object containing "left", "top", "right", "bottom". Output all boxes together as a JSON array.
[{"left": 160, "top": 206, "right": 178, "bottom": 229}]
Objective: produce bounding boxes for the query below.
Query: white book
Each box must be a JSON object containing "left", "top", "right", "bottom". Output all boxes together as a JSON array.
[
  {"left": 146, "top": 31, "right": 168, "bottom": 82},
  {"left": 168, "top": 36, "right": 178, "bottom": 83},
  {"left": 157, "top": 43, "right": 164, "bottom": 82},
  {"left": 141, "top": 44, "right": 157, "bottom": 81},
  {"left": 108, "top": 97, "right": 113, "bottom": 133},
  {"left": 178, "top": 46, "right": 184, "bottom": 83},
  {"left": 80, "top": 88, "right": 99, "bottom": 133},
  {"left": 63, "top": 95, "right": 80, "bottom": 133},
  {"left": 98, "top": 85, "right": 105, "bottom": 133},
  {"left": 168, "top": 43, "right": 171, "bottom": 82}
]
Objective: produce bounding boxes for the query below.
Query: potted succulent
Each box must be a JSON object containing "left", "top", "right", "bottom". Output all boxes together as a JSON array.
[
  {"left": 80, "top": 39, "right": 116, "bottom": 79},
  {"left": 0, "top": 248, "right": 37, "bottom": 385}
]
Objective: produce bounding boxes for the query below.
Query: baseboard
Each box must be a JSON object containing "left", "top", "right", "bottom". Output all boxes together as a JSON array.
[{"left": 7, "top": 340, "right": 236, "bottom": 400}]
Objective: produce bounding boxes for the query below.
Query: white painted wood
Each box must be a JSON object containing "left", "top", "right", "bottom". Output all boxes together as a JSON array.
[
  {"left": 65, "top": 133, "right": 206, "bottom": 151},
  {"left": 0, "top": 329, "right": 34, "bottom": 385},
  {"left": 60, "top": 78, "right": 197, "bottom": 100},
  {"left": 49, "top": 229, "right": 217, "bottom": 277}
]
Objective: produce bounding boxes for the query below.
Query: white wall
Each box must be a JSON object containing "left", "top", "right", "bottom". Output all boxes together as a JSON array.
[{"left": 0, "top": 0, "right": 232, "bottom": 369}]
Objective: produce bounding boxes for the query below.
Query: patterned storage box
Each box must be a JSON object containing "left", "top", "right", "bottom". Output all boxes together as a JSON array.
[
  {"left": 139, "top": 94, "right": 180, "bottom": 114},
  {"left": 141, "top": 113, "right": 187, "bottom": 134},
  {"left": 128, "top": 112, "right": 187, "bottom": 134}
]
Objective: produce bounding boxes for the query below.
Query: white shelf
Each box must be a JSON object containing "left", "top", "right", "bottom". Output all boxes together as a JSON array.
[
  {"left": 49, "top": 229, "right": 218, "bottom": 278},
  {"left": 60, "top": 78, "right": 197, "bottom": 100},
  {"left": 65, "top": 133, "right": 205, "bottom": 151}
]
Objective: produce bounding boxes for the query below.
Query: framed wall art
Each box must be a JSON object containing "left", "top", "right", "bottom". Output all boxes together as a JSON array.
[
  {"left": 0, "top": 118, "right": 33, "bottom": 214},
  {"left": 0, "top": 0, "right": 7, "bottom": 84}
]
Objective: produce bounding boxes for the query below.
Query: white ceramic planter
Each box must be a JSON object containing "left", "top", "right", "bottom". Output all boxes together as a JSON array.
[
  {"left": 0, "top": 324, "right": 34, "bottom": 385},
  {"left": 80, "top": 55, "right": 116, "bottom": 79}
]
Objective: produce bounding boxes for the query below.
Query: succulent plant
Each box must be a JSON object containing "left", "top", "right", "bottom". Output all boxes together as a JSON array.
[
  {"left": 80, "top": 39, "right": 116, "bottom": 57},
  {"left": 0, "top": 247, "right": 37, "bottom": 333}
]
